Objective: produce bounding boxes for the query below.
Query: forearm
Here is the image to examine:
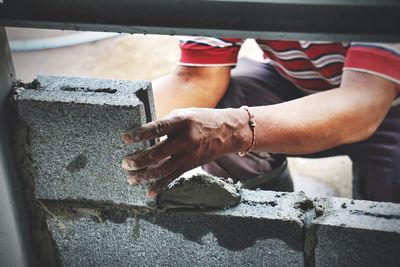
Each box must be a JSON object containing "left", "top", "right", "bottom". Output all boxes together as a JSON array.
[
  {"left": 247, "top": 75, "right": 397, "bottom": 154},
  {"left": 153, "top": 66, "right": 231, "bottom": 118}
]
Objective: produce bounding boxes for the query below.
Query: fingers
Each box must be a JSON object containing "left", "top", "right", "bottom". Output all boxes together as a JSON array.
[
  {"left": 127, "top": 154, "right": 184, "bottom": 185},
  {"left": 122, "top": 138, "right": 180, "bottom": 171},
  {"left": 122, "top": 117, "right": 183, "bottom": 144}
]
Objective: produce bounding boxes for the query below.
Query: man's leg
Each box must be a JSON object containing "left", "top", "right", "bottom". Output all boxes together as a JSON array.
[
  {"left": 343, "top": 105, "right": 400, "bottom": 203},
  {"left": 202, "top": 57, "right": 304, "bottom": 191}
]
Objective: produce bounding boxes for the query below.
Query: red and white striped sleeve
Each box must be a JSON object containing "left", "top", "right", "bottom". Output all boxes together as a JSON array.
[
  {"left": 179, "top": 36, "right": 242, "bottom": 66},
  {"left": 344, "top": 43, "right": 400, "bottom": 90}
]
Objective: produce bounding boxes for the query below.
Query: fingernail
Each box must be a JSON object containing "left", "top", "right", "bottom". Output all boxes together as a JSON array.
[
  {"left": 147, "top": 191, "right": 157, "bottom": 199},
  {"left": 127, "top": 179, "right": 136, "bottom": 185},
  {"left": 122, "top": 133, "right": 133, "bottom": 143},
  {"left": 121, "top": 159, "right": 139, "bottom": 171}
]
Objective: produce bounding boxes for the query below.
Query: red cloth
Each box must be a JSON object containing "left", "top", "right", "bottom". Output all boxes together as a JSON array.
[{"left": 179, "top": 37, "right": 400, "bottom": 92}]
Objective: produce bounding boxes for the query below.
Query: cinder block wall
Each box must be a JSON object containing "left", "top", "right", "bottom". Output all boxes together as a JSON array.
[{"left": 13, "top": 76, "right": 400, "bottom": 267}]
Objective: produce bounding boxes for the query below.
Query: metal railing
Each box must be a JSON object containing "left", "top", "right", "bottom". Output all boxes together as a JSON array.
[{"left": 1, "top": 0, "right": 400, "bottom": 41}]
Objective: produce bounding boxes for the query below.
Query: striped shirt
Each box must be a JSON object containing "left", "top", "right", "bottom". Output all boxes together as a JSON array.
[{"left": 179, "top": 37, "right": 400, "bottom": 94}]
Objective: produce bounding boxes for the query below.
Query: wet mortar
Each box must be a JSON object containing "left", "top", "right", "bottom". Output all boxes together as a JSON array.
[{"left": 156, "top": 174, "right": 241, "bottom": 211}]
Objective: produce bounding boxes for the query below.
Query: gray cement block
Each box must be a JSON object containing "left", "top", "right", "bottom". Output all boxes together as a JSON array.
[
  {"left": 312, "top": 197, "right": 400, "bottom": 267},
  {"left": 16, "top": 75, "right": 155, "bottom": 206},
  {"left": 46, "top": 190, "right": 308, "bottom": 266}
]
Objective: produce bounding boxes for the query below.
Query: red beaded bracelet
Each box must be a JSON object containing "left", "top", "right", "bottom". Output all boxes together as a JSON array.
[{"left": 238, "top": 106, "right": 256, "bottom": 156}]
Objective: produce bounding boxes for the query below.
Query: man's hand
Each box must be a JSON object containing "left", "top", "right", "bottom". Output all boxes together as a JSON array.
[{"left": 121, "top": 108, "right": 250, "bottom": 198}]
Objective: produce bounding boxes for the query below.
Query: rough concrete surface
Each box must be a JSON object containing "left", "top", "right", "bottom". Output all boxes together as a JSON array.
[
  {"left": 35, "top": 188, "right": 400, "bottom": 267},
  {"left": 46, "top": 190, "right": 306, "bottom": 267},
  {"left": 312, "top": 197, "right": 400, "bottom": 267},
  {"left": 157, "top": 174, "right": 241, "bottom": 211},
  {"left": 16, "top": 75, "right": 155, "bottom": 206}
]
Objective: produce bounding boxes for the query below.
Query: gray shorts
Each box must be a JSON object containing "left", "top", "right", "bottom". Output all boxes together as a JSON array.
[{"left": 202, "top": 57, "right": 400, "bottom": 203}]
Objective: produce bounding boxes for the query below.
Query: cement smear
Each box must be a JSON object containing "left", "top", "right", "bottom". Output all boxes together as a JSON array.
[{"left": 157, "top": 175, "right": 241, "bottom": 211}]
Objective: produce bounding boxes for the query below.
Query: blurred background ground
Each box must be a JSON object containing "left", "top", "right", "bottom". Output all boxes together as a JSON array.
[{"left": 6, "top": 27, "right": 353, "bottom": 198}]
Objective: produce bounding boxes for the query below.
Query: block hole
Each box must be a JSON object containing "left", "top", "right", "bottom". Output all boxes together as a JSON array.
[{"left": 60, "top": 86, "right": 117, "bottom": 93}]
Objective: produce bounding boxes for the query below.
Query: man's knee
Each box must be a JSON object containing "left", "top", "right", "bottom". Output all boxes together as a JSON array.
[
  {"left": 349, "top": 105, "right": 400, "bottom": 203},
  {"left": 216, "top": 76, "right": 248, "bottom": 109},
  {"left": 353, "top": 164, "right": 400, "bottom": 203}
]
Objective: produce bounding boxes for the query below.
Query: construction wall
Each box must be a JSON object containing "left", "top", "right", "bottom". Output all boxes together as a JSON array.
[{"left": 13, "top": 76, "right": 400, "bottom": 267}]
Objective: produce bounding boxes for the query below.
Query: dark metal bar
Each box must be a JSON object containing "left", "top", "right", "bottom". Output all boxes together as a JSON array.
[
  {"left": 0, "top": 27, "right": 32, "bottom": 267},
  {"left": 1, "top": 0, "right": 400, "bottom": 41}
]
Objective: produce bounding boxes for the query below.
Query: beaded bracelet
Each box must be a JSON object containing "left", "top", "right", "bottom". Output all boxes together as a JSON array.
[{"left": 238, "top": 106, "right": 256, "bottom": 156}]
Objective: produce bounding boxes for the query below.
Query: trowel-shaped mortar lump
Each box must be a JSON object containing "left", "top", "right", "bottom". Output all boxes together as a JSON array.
[{"left": 156, "top": 174, "right": 241, "bottom": 211}]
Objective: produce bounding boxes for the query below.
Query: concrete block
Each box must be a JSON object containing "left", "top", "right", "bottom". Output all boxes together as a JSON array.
[
  {"left": 312, "top": 197, "right": 400, "bottom": 267},
  {"left": 16, "top": 75, "right": 155, "bottom": 206},
  {"left": 45, "top": 190, "right": 308, "bottom": 266}
]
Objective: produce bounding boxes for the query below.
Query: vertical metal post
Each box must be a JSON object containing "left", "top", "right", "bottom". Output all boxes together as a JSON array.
[{"left": 0, "top": 27, "right": 32, "bottom": 267}]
